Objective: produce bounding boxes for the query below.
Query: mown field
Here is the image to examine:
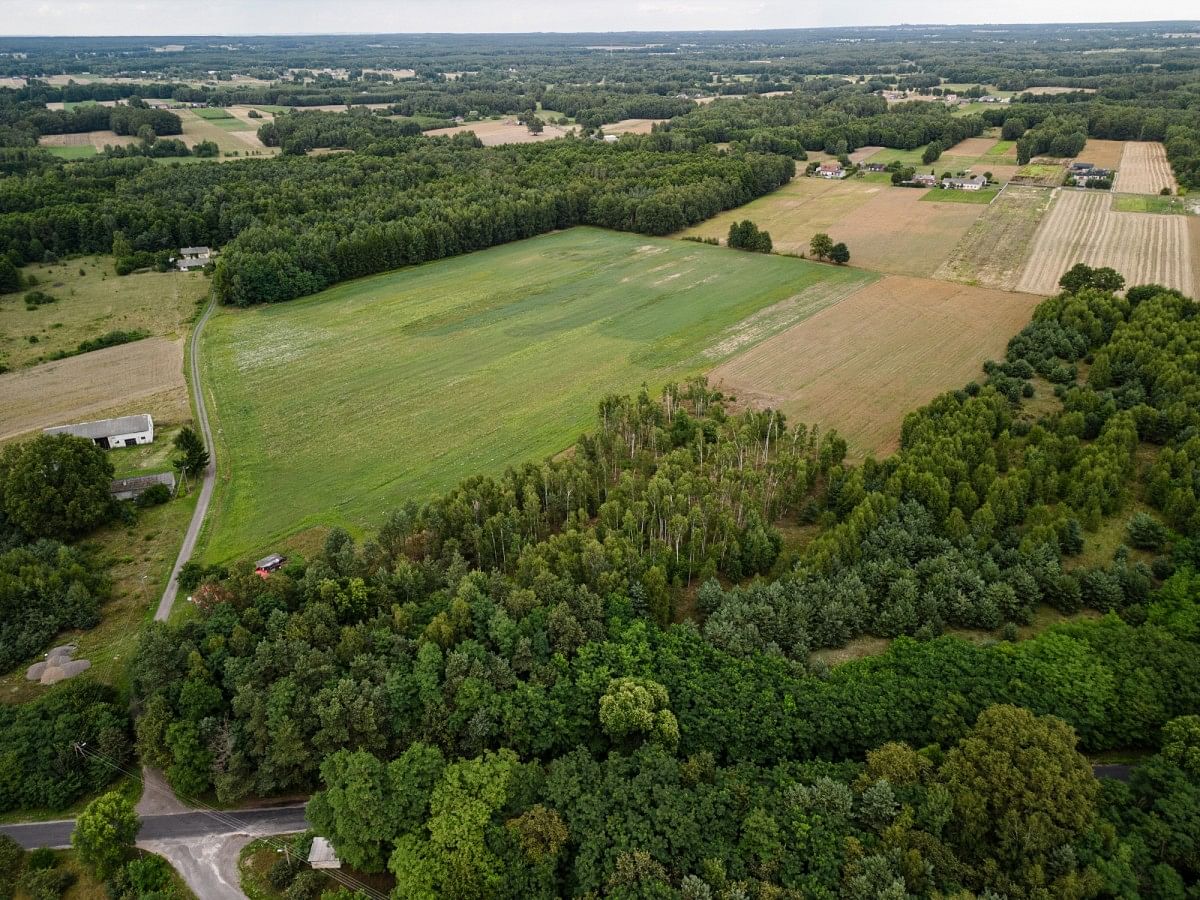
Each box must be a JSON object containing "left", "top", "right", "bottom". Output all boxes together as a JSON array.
[
  {"left": 935, "top": 185, "right": 1055, "bottom": 289},
  {"left": 676, "top": 175, "right": 987, "bottom": 277},
  {"left": 201, "top": 227, "right": 875, "bottom": 561},
  {"left": 708, "top": 275, "right": 1043, "bottom": 456}
]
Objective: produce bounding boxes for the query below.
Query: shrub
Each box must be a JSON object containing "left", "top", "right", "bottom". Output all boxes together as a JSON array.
[
  {"left": 26, "top": 848, "right": 56, "bottom": 871},
  {"left": 1127, "top": 513, "right": 1168, "bottom": 551},
  {"left": 135, "top": 484, "right": 173, "bottom": 508},
  {"left": 17, "top": 867, "right": 74, "bottom": 900}
]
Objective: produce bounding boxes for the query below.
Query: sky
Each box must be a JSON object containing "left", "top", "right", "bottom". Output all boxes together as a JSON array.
[{"left": 1, "top": 0, "right": 1198, "bottom": 36}]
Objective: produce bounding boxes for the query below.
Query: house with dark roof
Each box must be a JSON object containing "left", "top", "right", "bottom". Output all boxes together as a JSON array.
[{"left": 110, "top": 472, "right": 175, "bottom": 501}]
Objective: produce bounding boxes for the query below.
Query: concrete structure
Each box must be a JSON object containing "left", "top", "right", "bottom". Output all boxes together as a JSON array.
[
  {"left": 176, "top": 246, "right": 212, "bottom": 271},
  {"left": 45, "top": 413, "right": 154, "bottom": 448},
  {"left": 308, "top": 837, "right": 342, "bottom": 869},
  {"left": 111, "top": 472, "right": 176, "bottom": 501}
]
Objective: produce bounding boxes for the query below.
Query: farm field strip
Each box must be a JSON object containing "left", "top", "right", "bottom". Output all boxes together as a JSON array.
[
  {"left": 0, "top": 337, "right": 189, "bottom": 443},
  {"left": 424, "top": 119, "right": 572, "bottom": 145},
  {"left": 934, "top": 184, "right": 1054, "bottom": 290},
  {"left": 1112, "top": 142, "right": 1177, "bottom": 195},
  {"left": 200, "top": 228, "right": 875, "bottom": 560},
  {"left": 1076, "top": 138, "right": 1126, "bottom": 170},
  {"left": 1016, "top": 188, "right": 1194, "bottom": 294},
  {"left": 709, "top": 275, "right": 1043, "bottom": 456}
]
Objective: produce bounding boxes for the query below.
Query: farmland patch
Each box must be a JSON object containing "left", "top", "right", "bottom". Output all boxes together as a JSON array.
[
  {"left": 200, "top": 228, "right": 874, "bottom": 560},
  {"left": 1016, "top": 188, "right": 1194, "bottom": 294},
  {"left": 934, "top": 184, "right": 1054, "bottom": 289},
  {"left": 1112, "top": 142, "right": 1178, "bottom": 195},
  {"left": 709, "top": 275, "right": 1042, "bottom": 456}
]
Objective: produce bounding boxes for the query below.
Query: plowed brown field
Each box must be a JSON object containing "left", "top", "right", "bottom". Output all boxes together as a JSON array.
[
  {"left": 1112, "top": 142, "right": 1178, "bottom": 195},
  {"left": 708, "top": 276, "right": 1042, "bottom": 455},
  {"left": 1016, "top": 188, "right": 1193, "bottom": 294},
  {"left": 0, "top": 337, "right": 187, "bottom": 442}
]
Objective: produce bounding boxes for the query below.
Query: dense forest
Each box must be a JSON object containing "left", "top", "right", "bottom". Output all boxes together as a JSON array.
[
  {"left": 120, "top": 275, "right": 1200, "bottom": 895},
  {"left": 0, "top": 138, "right": 794, "bottom": 305}
]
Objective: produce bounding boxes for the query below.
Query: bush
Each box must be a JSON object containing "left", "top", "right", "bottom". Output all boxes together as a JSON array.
[
  {"left": 26, "top": 848, "right": 56, "bottom": 871},
  {"left": 0, "top": 835, "right": 24, "bottom": 898},
  {"left": 23, "top": 290, "right": 55, "bottom": 310},
  {"left": 135, "top": 484, "right": 173, "bottom": 508},
  {"left": 268, "top": 855, "right": 303, "bottom": 890},
  {"left": 284, "top": 870, "right": 325, "bottom": 900},
  {"left": 17, "top": 867, "right": 74, "bottom": 900},
  {"left": 1127, "top": 513, "right": 1168, "bottom": 551}
]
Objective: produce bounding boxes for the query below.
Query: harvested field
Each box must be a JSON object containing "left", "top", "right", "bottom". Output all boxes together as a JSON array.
[
  {"left": 0, "top": 337, "right": 188, "bottom": 443},
  {"left": 983, "top": 164, "right": 1021, "bottom": 183},
  {"left": 227, "top": 105, "right": 276, "bottom": 124},
  {"left": 425, "top": 119, "right": 571, "bottom": 145},
  {"left": 848, "top": 145, "right": 884, "bottom": 163},
  {"left": 201, "top": 228, "right": 873, "bottom": 560},
  {"left": 935, "top": 184, "right": 1054, "bottom": 290},
  {"left": 176, "top": 108, "right": 276, "bottom": 156},
  {"left": 38, "top": 130, "right": 137, "bottom": 150},
  {"left": 823, "top": 188, "right": 986, "bottom": 277},
  {"left": 1076, "top": 139, "right": 1125, "bottom": 170},
  {"left": 604, "top": 118, "right": 661, "bottom": 135},
  {"left": 1016, "top": 188, "right": 1194, "bottom": 294},
  {"left": 945, "top": 136, "right": 998, "bottom": 157},
  {"left": 709, "top": 275, "right": 1042, "bottom": 455},
  {"left": 1112, "top": 142, "right": 1177, "bottom": 195},
  {"left": 677, "top": 176, "right": 878, "bottom": 251},
  {"left": 1192, "top": 218, "right": 1200, "bottom": 298}
]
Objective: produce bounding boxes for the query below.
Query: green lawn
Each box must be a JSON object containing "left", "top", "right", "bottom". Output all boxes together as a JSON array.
[
  {"left": 45, "top": 145, "right": 98, "bottom": 159},
  {"left": 200, "top": 228, "right": 875, "bottom": 561},
  {"left": 920, "top": 186, "right": 1001, "bottom": 204},
  {"left": 984, "top": 140, "right": 1017, "bottom": 158},
  {"left": 1112, "top": 194, "right": 1194, "bottom": 215}
]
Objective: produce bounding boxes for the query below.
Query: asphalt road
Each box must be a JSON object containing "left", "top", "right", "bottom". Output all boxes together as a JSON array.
[
  {"left": 155, "top": 294, "right": 219, "bottom": 622},
  {"left": 0, "top": 805, "right": 308, "bottom": 850}
]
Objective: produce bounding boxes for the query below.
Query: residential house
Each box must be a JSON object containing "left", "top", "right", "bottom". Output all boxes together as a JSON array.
[
  {"left": 942, "top": 174, "right": 988, "bottom": 191},
  {"left": 176, "top": 246, "right": 212, "bottom": 271},
  {"left": 816, "top": 162, "right": 846, "bottom": 179}
]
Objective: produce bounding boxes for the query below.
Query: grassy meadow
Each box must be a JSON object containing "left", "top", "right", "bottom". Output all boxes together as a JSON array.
[
  {"left": 0, "top": 256, "right": 207, "bottom": 370},
  {"left": 200, "top": 227, "right": 875, "bottom": 560}
]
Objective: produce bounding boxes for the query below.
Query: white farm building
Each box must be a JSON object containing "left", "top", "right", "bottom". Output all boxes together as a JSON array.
[{"left": 44, "top": 414, "right": 155, "bottom": 449}]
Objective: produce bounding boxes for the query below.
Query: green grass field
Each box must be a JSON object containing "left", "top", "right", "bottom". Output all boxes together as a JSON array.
[
  {"left": 44, "top": 145, "right": 99, "bottom": 159},
  {"left": 920, "top": 186, "right": 1000, "bottom": 204},
  {"left": 0, "top": 255, "right": 207, "bottom": 369},
  {"left": 1112, "top": 194, "right": 1194, "bottom": 215},
  {"left": 201, "top": 228, "right": 875, "bottom": 561}
]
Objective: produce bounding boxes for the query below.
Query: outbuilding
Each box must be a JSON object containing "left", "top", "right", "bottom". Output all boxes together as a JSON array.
[
  {"left": 110, "top": 472, "right": 176, "bottom": 501},
  {"left": 45, "top": 414, "right": 154, "bottom": 449}
]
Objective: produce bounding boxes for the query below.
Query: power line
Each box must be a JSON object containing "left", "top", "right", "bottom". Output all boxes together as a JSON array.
[{"left": 72, "top": 744, "right": 387, "bottom": 900}]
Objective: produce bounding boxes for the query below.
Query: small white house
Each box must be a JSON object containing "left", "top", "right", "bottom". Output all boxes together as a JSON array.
[
  {"left": 942, "top": 175, "right": 987, "bottom": 191},
  {"left": 816, "top": 162, "right": 846, "bottom": 179},
  {"left": 45, "top": 414, "right": 154, "bottom": 449}
]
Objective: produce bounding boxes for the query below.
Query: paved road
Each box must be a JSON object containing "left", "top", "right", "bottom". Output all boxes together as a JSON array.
[
  {"left": 156, "top": 294, "right": 219, "bottom": 622},
  {"left": 0, "top": 805, "right": 308, "bottom": 850}
]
